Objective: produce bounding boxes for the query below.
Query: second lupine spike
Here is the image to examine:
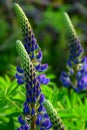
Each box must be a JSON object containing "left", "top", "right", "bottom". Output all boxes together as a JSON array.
[
  {"left": 14, "top": 3, "right": 48, "bottom": 73},
  {"left": 16, "top": 40, "right": 52, "bottom": 130},
  {"left": 43, "top": 99, "right": 65, "bottom": 130},
  {"left": 16, "top": 40, "right": 30, "bottom": 73},
  {"left": 13, "top": 3, "right": 39, "bottom": 56},
  {"left": 63, "top": 13, "right": 84, "bottom": 66},
  {"left": 60, "top": 12, "right": 87, "bottom": 92}
]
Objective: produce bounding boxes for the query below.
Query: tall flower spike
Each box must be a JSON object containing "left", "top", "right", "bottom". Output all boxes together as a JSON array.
[
  {"left": 16, "top": 40, "right": 52, "bottom": 130},
  {"left": 60, "top": 12, "right": 87, "bottom": 92},
  {"left": 14, "top": 3, "right": 48, "bottom": 73},
  {"left": 63, "top": 12, "right": 84, "bottom": 66},
  {"left": 43, "top": 99, "right": 65, "bottom": 130}
]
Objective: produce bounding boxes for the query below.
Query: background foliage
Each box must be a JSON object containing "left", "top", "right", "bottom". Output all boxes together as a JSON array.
[{"left": 0, "top": 0, "right": 87, "bottom": 130}]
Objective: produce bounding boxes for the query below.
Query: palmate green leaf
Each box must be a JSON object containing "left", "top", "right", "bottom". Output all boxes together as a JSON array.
[
  {"left": 0, "top": 115, "right": 9, "bottom": 125},
  {"left": 74, "top": 103, "right": 86, "bottom": 119},
  {"left": 7, "top": 112, "right": 21, "bottom": 118},
  {"left": 0, "top": 74, "right": 24, "bottom": 102},
  {"left": 41, "top": 85, "right": 53, "bottom": 101},
  {"left": 64, "top": 95, "right": 71, "bottom": 108},
  {"left": 0, "top": 118, "right": 15, "bottom": 130},
  {"left": 63, "top": 120, "right": 78, "bottom": 130},
  {"left": 59, "top": 112, "right": 76, "bottom": 119},
  {"left": 60, "top": 89, "right": 87, "bottom": 129},
  {"left": 0, "top": 76, "right": 8, "bottom": 89},
  {"left": 0, "top": 74, "right": 25, "bottom": 129},
  {"left": 42, "top": 82, "right": 87, "bottom": 130},
  {"left": 6, "top": 118, "right": 15, "bottom": 130},
  {"left": 7, "top": 65, "right": 16, "bottom": 76},
  {"left": 42, "top": 82, "right": 66, "bottom": 109},
  {"left": 52, "top": 88, "right": 66, "bottom": 108},
  {"left": 6, "top": 81, "right": 20, "bottom": 98}
]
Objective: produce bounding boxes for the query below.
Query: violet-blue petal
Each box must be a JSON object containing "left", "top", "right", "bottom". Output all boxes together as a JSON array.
[
  {"left": 15, "top": 73, "right": 24, "bottom": 79},
  {"left": 35, "top": 64, "right": 41, "bottom": 71},
  {"left": 40, "top": 64, "right": 48, "bottom": 72},
  {"left": 36, "top": 50, "right": 42, "bottom": 60},
  {"left": 36, "top": 89, "right": 41, "bottom": 97},
  {"left": 23, "top": 104, "right": 30, "bottom": 114},
  {"left": 30, "top": 53, "right": 34, "bottom": 59},
  {"left": 18, "top": 116, "right": 25, "bottom": 125},
  {"left": 60, "top": 72, "right": 71, "bottom": 87},
  {"left": 40, "top": 127, "right": 45, "bottom": 130},
  {"left": 41, "top": 119, "right": 52, "bottom": 129},
  {"left": 39, "top": 94, "right": 45, "bottom": 104},
  {"left": 26, "top": 97, "right": 31, "bottom": 103},
  {"left": 17, "top": 66, "right": 24, "bottom": 73},
  {"left": 36, "top": 115, "right": 42, "bottom": 125},
  {"left": 42, "top": 78, "right": 50, "bottom": 85},
  {"left": 43, "top": 113, "right": 49, "bottom": 118},
  {"left": 35, "top": 43, "right": 38, "bottom": 50},
  {"left": 77, "top": 75, "right": 87, "bottom": 91},
  {"left": 67, "top": 59, "right": 72, "bottom": 67},
  {"left": 17, "top": 79, "right": 24, "bottom": 85},
  {"left": 38, "top": 105, "right": 43, "bottom": 112},
  {"left": 24, "top": 123, "right": 30, "bottom": 130},
  {"left": 32, "top": 96, "right": 36, "bottom": 103},
  {"left": 31, "top": 108, "right": 35, "bottom": 115}
]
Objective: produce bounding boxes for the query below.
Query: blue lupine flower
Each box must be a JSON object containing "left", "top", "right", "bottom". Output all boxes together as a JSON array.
[
  {"left": 17, "top": 123, "right": 30, "bottom": 130},
  {"left": 41, "top": 119, "right": 52, "bottom": 129},
  {"left": 18, "top": 116, "right": 25, "bottom": 125},
  {"left": 39, "top": 94, "right": 45, "bottom": 104},
  {"left": 17, "top": 116, "right": 30, "bottom": 130},
  {"left": 15, "top": 40, "right": 51, "bottom": 129},
  {"left": 23, "top": 103, "right": 30, "bottom": 115},
  {"left": 14, "top": 3, "right": 65, "bottom": 130},
  {"left": 16, "top": 67, "right": 25, "bottom": 85},
  {"left": 60, "top": 72, "right": 71, "bottom": 87},
  {"left": 60, "top": 13, "right": 87, "bottom": 92},
  {"left": 17, "top": 66, "right": 24, "bottom": 73},
  {"left": 37, "top": 74, "right": 50, "bottom": 85},
  {"left": 36, "top": 107, "right": 52, "bottom": 130},
  {"left": 14, "top": 3, "right": 48, "bottom": 74}
]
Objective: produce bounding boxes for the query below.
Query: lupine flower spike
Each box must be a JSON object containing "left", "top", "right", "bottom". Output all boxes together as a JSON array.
[
  {"left": 44, "top": 99, "right": 65, "bottom": 130},
  {"left": 16, "top": 40, "right": 52, "bottom": 130},
  {"left": 13, "top": 3, "right": 48, "bottom": 73},
  {"left": 14, "top": 3, "right": 50, "bottom": 89},
  {"left": 60, "top": 12, "right": 87, "bottom": 92},
  {"left": 14, "top": 3, "right": 65, "bottom": 130}
]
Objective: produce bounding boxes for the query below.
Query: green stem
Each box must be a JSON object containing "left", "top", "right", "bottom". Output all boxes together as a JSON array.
[
  {"left": 31, "top": 105, "right": 36, "bottom": 130},
  {"left": 31, "top": 115, "right": 36, "bottom": 130}
]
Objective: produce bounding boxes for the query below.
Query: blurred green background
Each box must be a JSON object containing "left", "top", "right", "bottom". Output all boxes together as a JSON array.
[
  {"left": 1, "top": 0, "right": 87, "bottom": 82},
  {"left": 0, "top": 0, "right": 87, "bottom": 130}
]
